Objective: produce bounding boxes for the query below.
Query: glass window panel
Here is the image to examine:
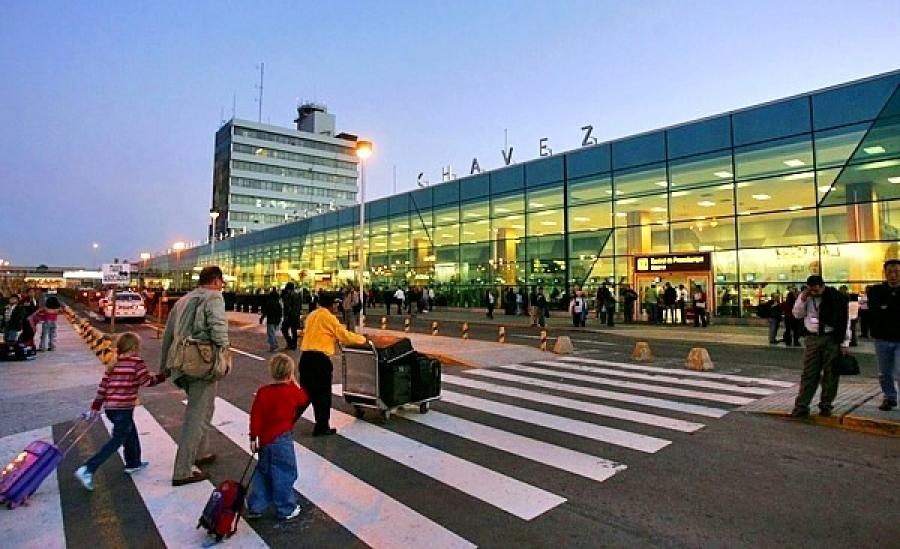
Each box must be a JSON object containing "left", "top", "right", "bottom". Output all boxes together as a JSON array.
[
  {"left": 434, "top": 245, "right": 459, "bottom": 264},
  {"left": 527, "top": 185, "right": 564, "bottom": 211},
  {"left": 461, "top": 219, "right": 491, "bottom": 243},
  {"left": 432, "top": 179, "right": 460, "bottom": 206},
  {"left": 461, "top": 200, "right": 490, "bottom": 221},
  {"left": 569, "top": 256, "right": 615, "bottom": 287},
  {"left": 820, "top": 200, "right": 900, "bottom": 243},
  {"left": 670, "top": 185, "right": 735, "bottom": 221},
  {"left": 738, "top": 209, "right": 818, "bottom": 248},
  {"left": 527, "top": 208, "right": 564, "bottom": 236},
  {"left": 670, "top": 218, "right": 735, "bottom": 252},
  {"left": 813, "top": 74, "right": 900, "bottom": 130},
  {"left": 738, "top": 246, "right": 821, "bottom": 285},
  {"left": 815, "top": 123, "right": 869, "bottom": 169},
  {"left": 669, "top": 151, "right": 734, "bottom": 188},
  {"left": 566, "top": 144, "right": 611, "bottom": 179},
  {"left": 820, "top": 159, "right": 900, "bottom": 206},
  {"left": 613, "top": 225, "right": 667, "bottom": 255},
  {"left": 567, "top": 174, "right": 612, "bottom": 205},
  {"left": 614, "top": 193, "right": 668, "bottom": 227},
  {"left": 409, "top": 187, "right": 432, "bottom": 211},
  {"left": 433, "top": 222, "right": 459, "bottom": 246},
  {"left": 736, "top": 174, "right": 816, "bottom": 215},
  {"left": 525, "top": 156, "right": 564, "bottom": 187},
  {"left": 612, "top": 132, "right": 665, "bottom": 170},
  {"left": 614, "top": 163, "right": 668, "bottom": 197},
  {"left": 666, "top": 116, "right": 731, "bottom": 159},
  {"left": 734, "top": 135, "right": 813, "bottom": 180},
  {"left": 492, "top": 192, "right": 525, "bottom": 216},
  {"left": 568, "top": 202, "right": 614, "bottom": 231},
  {"left": 846, "top": 114, "right": 900, "bottom": 166},
  {"left": 459, "top": 174, "right": 490, "bottom": 200},
  {"left": 820, "top": 242, "right": 899, "bottom": 283},
  {"left": 568, "top": 230, "right": 614, "bottom": 257},
  {"left": 492, "top": 212, "right": 525, "bottom": 233},
  {"left": 490, "top": 165, "right": 524, "bottom": 194},
  {"left": 389, "top": 194, "right": 409, "bottom": 215},
  {"left": 733, "top": 97, "right": 811, "bottom": 146},
  {"left": 367, "top": 198, "right": 388, "bottom": 220}
]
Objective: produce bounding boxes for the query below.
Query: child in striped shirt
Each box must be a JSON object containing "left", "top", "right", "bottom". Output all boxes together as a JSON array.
[{"left": 75, "top": 332, "right": 166, "bottom": 491}]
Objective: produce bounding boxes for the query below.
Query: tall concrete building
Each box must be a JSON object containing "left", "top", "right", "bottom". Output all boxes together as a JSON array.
[{"left": 211, "top": 103, "right": 359, "bottom": 237}]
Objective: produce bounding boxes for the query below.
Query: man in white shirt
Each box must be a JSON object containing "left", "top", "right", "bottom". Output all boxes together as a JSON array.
[
  {"left": 790, "top": 275, "right": 851, "bottom": 418},
  {"left": 393, "top": 287, "right": 405, "bottom": 315}
]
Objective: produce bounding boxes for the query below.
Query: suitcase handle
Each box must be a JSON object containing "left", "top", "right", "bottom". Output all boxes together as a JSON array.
[{"left": 56, "top": 414, "right": 100, "bottom": 456}]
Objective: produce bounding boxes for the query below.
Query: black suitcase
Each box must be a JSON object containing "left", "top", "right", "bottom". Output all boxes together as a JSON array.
[
  {"left": 378, "top": 361, "right": 412, "bottom": 407},
  {"left": 0, "top": 342, "right": 36, "bottom": 362},
  {"left": 372, "top": 337, "right": 415, "bottom": 365},
  {"left": 411, "top": 354, "right": 441, "bottom": 401}
]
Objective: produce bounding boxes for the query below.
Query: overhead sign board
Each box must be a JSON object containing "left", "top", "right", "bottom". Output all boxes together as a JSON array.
[
  {"left": 634, "top": 253, "right": 711, "bottom": 273},
  {"left": 101, "top": 263, "right": 131, "bottom": 286}
]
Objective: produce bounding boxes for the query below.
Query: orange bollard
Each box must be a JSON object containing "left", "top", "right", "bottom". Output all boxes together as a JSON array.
[
  {"left": 498, "top": 326, "right": 506, "bottom": 344},
  {"left": 461, "top": 321, "right": 469, "bottom": 340}
]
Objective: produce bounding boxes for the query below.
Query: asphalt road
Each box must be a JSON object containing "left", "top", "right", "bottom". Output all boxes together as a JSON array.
[{"left": 50, "top": 306, "right": 899, "bottom": 548}]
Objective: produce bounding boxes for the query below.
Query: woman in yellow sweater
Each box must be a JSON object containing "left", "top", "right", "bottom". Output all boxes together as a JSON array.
[{"left": 298, "top": 292, "right": 367, "bottom": 436}]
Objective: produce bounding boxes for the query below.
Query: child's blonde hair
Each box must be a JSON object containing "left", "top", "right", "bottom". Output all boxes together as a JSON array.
[
  {"left": 116, "top": 332, "right": 141, "bottom": 354},
  {"left": 268, "top": 353, "right": 295, "bottom": 381}
]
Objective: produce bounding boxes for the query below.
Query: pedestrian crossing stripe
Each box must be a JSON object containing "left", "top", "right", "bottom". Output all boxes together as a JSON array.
[
  {"left": 531, "top": 360, "right": 775, "bottom": 396},
  {"left": 463, "top": 368, "right": 730, "bottom": 418},
  {"left": 102, "top": 407, "right": 268, "bottom": 548},
  {"left": 0, "top": 427, "right": 65, "bottom": 549},
  {"left": 558, "top": 356, "right": 795, "bottom": 388},
  {"left": 495, "top": 363, "right": 756, "bottom": 406},
  {"left": 300, "top": 394, "right": 566, "bottom": 520},
  {"left": 330, "top": 385, "right": 626, "bottom": 483},
  {"left": 442, "top": 374, "right": 705, "bottom": 432},
  {"left": 440, "top": 391, "right": 671, "bottom": 453},
  {"left": 211, "top": 397, "right": 477, "bottom": 549}
]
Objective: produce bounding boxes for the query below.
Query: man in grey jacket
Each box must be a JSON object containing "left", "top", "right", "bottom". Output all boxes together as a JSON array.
[{"left": 160, "top": 266, "right": 229, "bottom": 486}]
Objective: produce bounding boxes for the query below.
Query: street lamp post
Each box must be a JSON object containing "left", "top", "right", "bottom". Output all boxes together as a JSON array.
[
  {"left": 209, "top": 210, "right": 220, "bottom": 256},
  {"left": 355, "top": 140, "right": 373, "bottom": 332}
]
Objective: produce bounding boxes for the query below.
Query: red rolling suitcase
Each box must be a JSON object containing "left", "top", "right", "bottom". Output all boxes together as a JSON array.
[
  {"left": 0, "top": 415, "right": 96, "bottom": 509},
  {"left": 198, "top": 454, "right": 256, "bottom": 542}
]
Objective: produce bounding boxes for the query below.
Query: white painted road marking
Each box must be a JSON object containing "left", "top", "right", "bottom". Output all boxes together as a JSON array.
[
  {"left": 0, "top": 427, "right": 65, "bottom": 549},
  {"left": 103, "top": 407, "right": 268, "bottom": 548},
  {"left": 303, "top": 398, "right": 565, "bottom": 520},
  {"left": 558, "top": 356, "right": 795, "bottom": 388},
  {"left": 331, "top": 385, "right": 626, "bottom": 483},
  {"left": 212, "top": 398, "right": 477, "bottom": 549},
  {"left": 443, "top": 374, "right": 705, "bottom": 432},
  {"left": 463, "top": 369, "right": 729, "bottom": 418},
  {"left": 440, "top": 391, "right": 671, "bottom": 453},
  {"left": 532, "top": 360, "right": 775, "bottom": 396},
  {"left": 496, "top": 364, "right": 756, "bottom": 406}
]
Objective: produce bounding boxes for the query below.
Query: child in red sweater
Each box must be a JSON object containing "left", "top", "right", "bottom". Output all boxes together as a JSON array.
[
  {"left": 246, "top": 353, "right": 310, "bottom": 521},
  {"left": 74, "top": 332, "right": 166, "bottom": 491}
]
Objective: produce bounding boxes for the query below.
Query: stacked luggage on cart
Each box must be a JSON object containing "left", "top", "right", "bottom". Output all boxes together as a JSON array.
[{"left": 341, "top": 336, "right": 441, "bottom": 420}]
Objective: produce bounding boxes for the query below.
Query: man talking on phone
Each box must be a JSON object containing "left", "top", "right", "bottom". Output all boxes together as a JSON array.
[{"left": 790, "top": 275, "right": 851, "bottom": 418}]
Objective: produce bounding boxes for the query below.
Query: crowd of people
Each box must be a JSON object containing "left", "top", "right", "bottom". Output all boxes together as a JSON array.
[{"left": 1, "top": 287, "right": 62, "bottom": 351}]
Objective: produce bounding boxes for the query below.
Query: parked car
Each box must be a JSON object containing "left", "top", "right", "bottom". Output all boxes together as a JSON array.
[{"left": 99, "top": 290, "right": 146, "bottom": 322}]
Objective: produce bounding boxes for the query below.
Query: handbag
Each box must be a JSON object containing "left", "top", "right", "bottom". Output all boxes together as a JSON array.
[
  {"left": 167, "top": 295, "right": 233, "bottom": 381},
  {"left": 835, "top": 353, "right": 859, "bottom": 376}
]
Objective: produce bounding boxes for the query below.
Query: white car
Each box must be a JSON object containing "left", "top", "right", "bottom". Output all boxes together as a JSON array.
[{"left": 100, "top": 291, "right": 146, "bottom": 322}]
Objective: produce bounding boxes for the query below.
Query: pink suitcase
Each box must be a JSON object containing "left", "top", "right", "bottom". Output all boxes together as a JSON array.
[{"left": 0, "top": 416, "right": 96, "bottom": 509}]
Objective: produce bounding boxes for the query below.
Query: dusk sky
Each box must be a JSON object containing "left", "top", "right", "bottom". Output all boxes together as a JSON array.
[{"left": 1, "top": 1, "right": 898, "bottom": 267}]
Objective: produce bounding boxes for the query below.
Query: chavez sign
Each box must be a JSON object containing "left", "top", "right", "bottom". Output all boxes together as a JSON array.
[{"left": 634, "top": 253, "right": 711, "bottom": 273}]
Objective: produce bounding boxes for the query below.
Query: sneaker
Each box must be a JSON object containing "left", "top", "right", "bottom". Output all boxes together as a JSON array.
[
  {"left": 75, "top": 466, "right": 94, "bottom": 491},
  {"left": 818, "top": 408, "right": 833, "bottom": 418},
  {"left": 312, "top": 427, "right": 337, "bottom": 437},
  {"left": 124, "top": 461, "right": 149, "bottom": 474},
  {"left": 789, "top": 408, "right": 809, "bottom": 418},
  {"left": 279, "top": 505, "right": 302, "bottom": 521},
  {"left": 878, "top": 399, "right": 897, "bottom": 411}
]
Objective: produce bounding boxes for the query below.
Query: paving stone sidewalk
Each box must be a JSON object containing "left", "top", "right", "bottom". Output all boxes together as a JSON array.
[{"left": 0, "top": 318, "right": 103, "bottom": 437}]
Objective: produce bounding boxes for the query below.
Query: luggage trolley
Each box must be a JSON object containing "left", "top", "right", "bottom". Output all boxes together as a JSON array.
[{"left": 340, "top": 341, "right": 441, "bottom": 421}]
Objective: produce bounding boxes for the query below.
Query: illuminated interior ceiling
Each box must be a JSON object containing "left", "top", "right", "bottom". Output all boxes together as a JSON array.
[{"left": 821, "top": 83, "right": 900, "bottom": 206}]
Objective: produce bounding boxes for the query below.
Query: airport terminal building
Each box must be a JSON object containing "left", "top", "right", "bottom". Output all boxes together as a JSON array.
[{"left": 148, "top": 70, "right": 900, "bottom": 317}]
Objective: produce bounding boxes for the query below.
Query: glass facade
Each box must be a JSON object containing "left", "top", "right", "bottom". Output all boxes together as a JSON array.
[{"left": 154, "top": 72, "right": 900, "bottom": 317}]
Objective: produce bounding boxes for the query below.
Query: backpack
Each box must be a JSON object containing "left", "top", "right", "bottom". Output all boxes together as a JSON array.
[{"left": 757, "top": 302, "right": 771, "bottom": 318}]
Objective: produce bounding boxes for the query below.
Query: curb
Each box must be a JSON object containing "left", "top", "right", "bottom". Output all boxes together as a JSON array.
[
  {"left": 421, "top": 352, "right": 477, "bottom": 369},
  {"left": 767, "top": 409, "right": 900, "bottom": 438}
]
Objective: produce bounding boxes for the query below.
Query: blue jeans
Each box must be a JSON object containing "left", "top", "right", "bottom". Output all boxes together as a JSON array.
[
  {"left": 4, "top": 330, "right": 19, "bottom": 343},
  {"left": 85, "top": 408, "right": 141, "bottom": 472},
  {"left": 40, "top": 321, "right": 57, "bottom": 350},
  {"left": 248, "top": 433, "right": 297, "bottom": 517},
  {"left": 874, "top": 339, "right": 900, "bottom": 401},
  {"left": 266, "top": 323, "right": 279, "bottom": 351}
]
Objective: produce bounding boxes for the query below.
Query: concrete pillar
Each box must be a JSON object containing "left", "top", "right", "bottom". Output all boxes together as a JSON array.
[{"left": 626, "top": 211, "right": 652, "bottom": 255}]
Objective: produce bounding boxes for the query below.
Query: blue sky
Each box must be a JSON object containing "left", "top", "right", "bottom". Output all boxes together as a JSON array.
[{"left": 1, "top": 0, "right": 898, "bottom": 266}]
